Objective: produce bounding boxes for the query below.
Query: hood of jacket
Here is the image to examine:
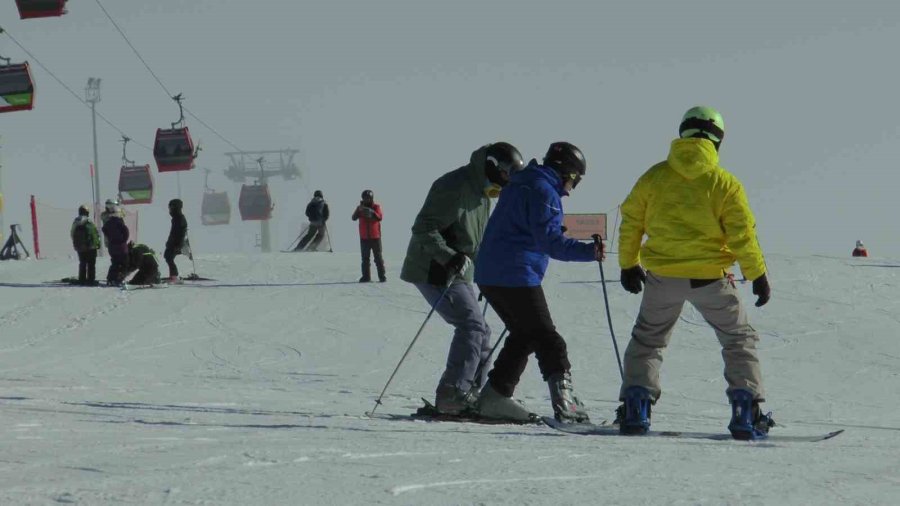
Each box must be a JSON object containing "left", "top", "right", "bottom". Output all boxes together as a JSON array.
[{"left": 666, "top": 138, "right": 719, "bottom": 181}]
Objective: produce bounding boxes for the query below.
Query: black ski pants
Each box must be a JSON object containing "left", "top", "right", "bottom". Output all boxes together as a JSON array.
[
  {"left": 107, "top": 252, "right": 128, "bottom": 285},
  {"left": 164, "top": 247, "right": 179, "bottom": 277},
  {"left": 77, "top": 250, "right": 97, "bottom": 283},
  {"left": 479, "top": 285, "right": 571, "bottom": 398},
  {"left": 295, "top": 224, "right": 325, "bottom": 251},
  {"left": 360, "top": 238, "right": 385, "bottom": 280}
]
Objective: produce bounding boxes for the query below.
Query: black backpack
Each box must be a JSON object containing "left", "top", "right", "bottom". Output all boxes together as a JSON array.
[{"left": 73, "top": 223, "right": 91, "bottom": 252}]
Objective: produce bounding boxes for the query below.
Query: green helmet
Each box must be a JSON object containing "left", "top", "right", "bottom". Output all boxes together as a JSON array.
[{"left": 679, "top": 106, "right": 725, "bottom": 147}]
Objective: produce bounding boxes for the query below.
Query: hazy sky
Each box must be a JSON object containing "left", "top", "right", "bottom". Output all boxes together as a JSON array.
[{"left": 1, "top": 0, "right": 898, "bottom": 258}]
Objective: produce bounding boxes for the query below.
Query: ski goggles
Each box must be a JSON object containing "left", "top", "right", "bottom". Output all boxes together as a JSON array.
[{"left": 564, "top": 172, "right": 583, "bottom": 189}]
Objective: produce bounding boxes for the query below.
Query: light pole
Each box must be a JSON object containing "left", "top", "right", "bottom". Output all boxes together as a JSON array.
[{"left": 85, "top": 78, "right": 101, "bottom": 227}]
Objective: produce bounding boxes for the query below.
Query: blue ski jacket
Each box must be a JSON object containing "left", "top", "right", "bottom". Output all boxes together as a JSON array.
[{"left": 475, "top": 160, "right": 595, "bottom": 287}]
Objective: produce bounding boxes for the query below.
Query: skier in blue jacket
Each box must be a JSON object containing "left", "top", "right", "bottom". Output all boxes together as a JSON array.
[{"left": 475, "top": 142, "right": 604, "bottom": 423}]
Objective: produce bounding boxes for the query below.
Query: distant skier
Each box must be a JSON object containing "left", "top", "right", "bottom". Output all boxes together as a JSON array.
[
  {"left": 101, "top": 201, "right": 130, "bottom": 286},
  {"left": 353, "top": 189, "right": 386, "bottom": 282},
  {"left": 294, "top": 190, "right": 330, "bottom": 251},
  {"left": 164, "top": 199, "right": 188, "bottom": 282},
  {"left": 475, "top": 142, "right": 603, "bottom": 423},
  {"left": 70, "top": 204, "right": 101, "bottom": 286},
  {"left": 400, "top": 142, "right": 524, "bottom": 415},
  {"left": 852, "top": 240, "right": 868, "bottom": 257},
  {"left": 126, "top": 242, "right": 162, "bottom": 285},
  {"left": 616, "top": 106, "right": 774, "bottom": 440}
]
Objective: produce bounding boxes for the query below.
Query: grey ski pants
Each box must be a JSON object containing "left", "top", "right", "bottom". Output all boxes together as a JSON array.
[
  {"left": 415, "top": 282, "right": 492, "bottom": 392},
  {"left": 620, "top": 273, "right": 765, "bottom": 402}
]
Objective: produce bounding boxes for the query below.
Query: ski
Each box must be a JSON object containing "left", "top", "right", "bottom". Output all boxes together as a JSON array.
[
  {"left": 541, "top": 417, "right": 844, "bottom": 443},
  {"left": 121, "top": 283, "right": 169, "bottom": 291},
  {"left": 368, "top": 399, "right": 543, "bottom": 426}
]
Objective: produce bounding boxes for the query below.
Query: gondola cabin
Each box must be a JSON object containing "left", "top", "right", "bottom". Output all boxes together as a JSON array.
[
  {"left": 201, "top": 191, "right": 231, "bottom": 226},
  {"left": 118, "top": 165, "right": 154, "bottom": 205},
  {"left": 15, "top": 0, "right": 67, "bottom": 19},
  {"left": 153, "top": 127, "right": 195, "bottom": 172},
  {"left": 0, "top": 62, "right": 35, "bottom": 113},
  {"left": 238, "top": 184, "right": 272, "bottom": 221}
]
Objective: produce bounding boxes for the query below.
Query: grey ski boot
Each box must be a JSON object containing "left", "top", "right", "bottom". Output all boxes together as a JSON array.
[
  {"left": 434, "top": 383, "right": 478, "bottom": 416},
  {"left": 548, "top": 372, "right": 590, "bottom": 423},
  {"left": 476, "top": 382, "right": 537, "bottom": 422}
]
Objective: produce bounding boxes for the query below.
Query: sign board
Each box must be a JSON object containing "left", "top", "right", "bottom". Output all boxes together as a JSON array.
[{"left": 562, "top": 213, "right": 607, "bottom": 240}]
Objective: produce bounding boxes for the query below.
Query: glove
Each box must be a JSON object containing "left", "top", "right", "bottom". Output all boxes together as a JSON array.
[
  {"left": 752, "top": 273, "right": 770, "bottom": 307},
  {"left": 592, "top": 236, "right": 606, "bottom": 262},
  {"left": 445, "top": 252, "right": 472, "bottom": 278},
  {"left": 620, "top": 266, "right": 646, "bottom": 294}
]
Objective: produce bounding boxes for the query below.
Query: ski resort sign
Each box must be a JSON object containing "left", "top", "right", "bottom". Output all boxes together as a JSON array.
[{"left": 563, "top": 213, "right": 607, "bottom": 240}]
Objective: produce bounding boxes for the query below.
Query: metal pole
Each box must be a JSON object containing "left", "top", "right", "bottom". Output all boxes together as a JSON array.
[{"left": 86, "top": 78, "right": 102, "bottom": 230}]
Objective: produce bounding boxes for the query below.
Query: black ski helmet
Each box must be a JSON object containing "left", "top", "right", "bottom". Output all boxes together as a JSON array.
[
  {"left": 361, "top": 189, "right": 374, "bottom": 200},
  {"left": 313, "top": 190, "right": 323, "bottom": 198},
  {"left": 78, "top": 204, "right": 90, "bottom": 216},
  {"left": 544, "top": 142, "right": 586, "bottom": 177},
  {"left": 168, "top": 198, "right": 183, "bottom": 210},
  {"left": 484, "top": 142, "right": 525, "bottom": 187}
]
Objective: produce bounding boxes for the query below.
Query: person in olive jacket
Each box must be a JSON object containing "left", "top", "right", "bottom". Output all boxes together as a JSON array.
[{"left": 400, "top": 142, "right": 524, "bottom": 416}]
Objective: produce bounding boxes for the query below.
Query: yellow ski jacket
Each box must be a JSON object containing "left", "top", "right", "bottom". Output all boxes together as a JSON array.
[{"left": 618, "top": 138, "right": 766, "bottom": 281}]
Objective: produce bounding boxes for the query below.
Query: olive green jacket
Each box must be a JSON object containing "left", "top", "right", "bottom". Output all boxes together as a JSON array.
[{"left": 400, "top": 146, "right": 492, "bottom": 285}]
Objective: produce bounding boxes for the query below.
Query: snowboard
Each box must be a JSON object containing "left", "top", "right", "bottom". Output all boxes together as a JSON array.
[{"left": 542, "top": 417, "right": 844, "bottom": 443}]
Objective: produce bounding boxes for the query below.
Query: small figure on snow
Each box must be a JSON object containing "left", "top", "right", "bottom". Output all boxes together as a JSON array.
[
  {"left": 616, "top": 106, "right": 774, "bottom": 440},
  {"left": 352, "top": 189, "right": 386, "bottom": 282},
  {"left": 70, "top": 204, "right": 101, "bottom": 286},
  {"left": 475, "top": 142, "right": 603, "bottom": 424},
  {"left": 852, "top": 240, "right": 868, "bottom": 257},
  {"left": 126, "top": 242, "right": 162, "bottom": 285},
  {"left": 101, "top": 200, "right": 130, "bottom": 286},
  {"left": 294, "top": 190, "right": 330, "bottom": 251},
  {"left": 164, "top": 199, "right": 188, "bottom": 282},
  {"left": 399, "top": 142, "right": 524, "bottom": 416}
]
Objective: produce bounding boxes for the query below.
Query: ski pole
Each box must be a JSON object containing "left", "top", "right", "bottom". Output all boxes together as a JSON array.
[
  {"left": 472, "top": 327, "right": 508, "bottom": 389},
  {"left": 593, "top": 234, "right": 624, "bottom": 381},
  {"left": 324, "top": 224, "right": 334, "bottom": 253},
  {"left": 367, "top": 280, "right": 455, "bottom": 416}
]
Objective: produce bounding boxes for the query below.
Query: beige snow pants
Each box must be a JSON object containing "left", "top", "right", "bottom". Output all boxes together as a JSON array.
[{"left": 619, "top": 273, "right": 765, "bottom": 402}]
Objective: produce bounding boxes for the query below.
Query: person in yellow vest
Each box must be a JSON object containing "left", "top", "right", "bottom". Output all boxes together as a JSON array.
[{"left": 616, "top": 106, "right": 773, "bottom": 440}]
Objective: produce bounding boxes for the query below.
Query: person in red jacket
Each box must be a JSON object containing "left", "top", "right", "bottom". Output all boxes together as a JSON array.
[
  {"left": 852, "top": 240, "right": 868, "bottom": 257},
  {"left": 353, "top": 189, "right": 386, "bottom": 282}
]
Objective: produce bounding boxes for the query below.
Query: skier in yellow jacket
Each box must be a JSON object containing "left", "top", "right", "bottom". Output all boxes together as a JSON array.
[{"left": 616, "top": 106, "right": 773, "bottom": 440}]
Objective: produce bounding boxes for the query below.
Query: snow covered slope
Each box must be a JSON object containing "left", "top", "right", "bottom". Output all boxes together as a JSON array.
[{"left": 1, "top": 252, "right": 898, "bottom": 504}]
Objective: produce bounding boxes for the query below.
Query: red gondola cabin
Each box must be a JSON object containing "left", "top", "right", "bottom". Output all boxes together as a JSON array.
[
  {"left": 15, "top": 0, "right": 67, "bottom": 19},
  {"left": 238, "top": 184, "right": 272, "bottom": 221},
  {"left": 118, "top": 165, "right": 154, "bottom": 205},
  {"left": 153, "top": 127, "right": 195, "bottom": 172},
  {"left": 0, "top": 62, "right": 35, "bottom": 113}
]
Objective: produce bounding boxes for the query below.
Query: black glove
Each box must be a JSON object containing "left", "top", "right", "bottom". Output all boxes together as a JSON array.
[
  {"left": 752, "top": 274, "right": 770, "bottom": 307},
  {"left": 620, "top": 266, "right": 646, "bottom": 294},
  {"left": 445, "top": 252, "right": 472, "bottom": 277}
]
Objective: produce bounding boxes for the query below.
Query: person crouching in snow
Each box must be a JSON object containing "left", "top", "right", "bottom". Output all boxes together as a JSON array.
[
  {"left": 126, "top": 242, "right": 162, "bottom": 285},
  {"left": 852, "top": 240, "right": 868, "bottom": 257}
]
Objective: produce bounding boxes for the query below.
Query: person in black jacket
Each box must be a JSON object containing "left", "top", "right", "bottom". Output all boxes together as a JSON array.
[
  {"left": 126, "top": 242, "right": 162, "bottom": 285},
  {"left": 294, "top": 190, "right": 330, "bottom": 251},
  {"left": 164, "top": 199, "right": 188, "bottom": 281},
  {"left": 101, "top": 202, "right": 130, "bottom": 286}
]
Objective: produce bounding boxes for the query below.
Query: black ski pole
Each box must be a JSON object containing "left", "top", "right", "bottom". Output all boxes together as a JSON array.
[
  {"left": 367, "top": 280, "right": 455, "bottom": 416},
  {"left": 472, "top": 327, "right": 507, "bottom": 389},
  {"left": 593, "top": 234, "right": 624, "bottom": 381}
]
